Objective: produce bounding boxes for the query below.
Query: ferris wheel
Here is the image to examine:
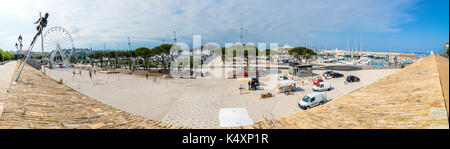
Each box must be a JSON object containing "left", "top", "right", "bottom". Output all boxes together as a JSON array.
[{"left": 43, "top": 26, "right": 74, "bottom": 68}]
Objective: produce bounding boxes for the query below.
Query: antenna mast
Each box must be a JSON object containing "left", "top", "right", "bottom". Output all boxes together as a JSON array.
[
  {"left": 128, "top": 36, "right": 131, "bottom": 51},
  {"left": 360, "top": 32, "right": 363, "bottom": 52},
  {"left": 173, "top": 31, "right": 177, "bottom": 43},
  {"left": 240, "top": 26, "right": 243, "bottom": 44},
  {"left": 346, "top": 37, "right": 349, "bottom": 51}
]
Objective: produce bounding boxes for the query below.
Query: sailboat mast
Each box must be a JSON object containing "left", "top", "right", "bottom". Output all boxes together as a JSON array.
[{"left": 360, "top": 32, "right": 363, "bottom": 53}]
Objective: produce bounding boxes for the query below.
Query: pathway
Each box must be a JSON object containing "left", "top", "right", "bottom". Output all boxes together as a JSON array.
[
  {"left": 0, "top": 61, "right": 17, "bottom": 120},
  {"left": 435, "top": 55, "right": 449, "bottom": 118}
]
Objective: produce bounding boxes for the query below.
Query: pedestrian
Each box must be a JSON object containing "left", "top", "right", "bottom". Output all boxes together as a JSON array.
[{"left": 146, "top": 74, "right": 149, "bottom": 80}]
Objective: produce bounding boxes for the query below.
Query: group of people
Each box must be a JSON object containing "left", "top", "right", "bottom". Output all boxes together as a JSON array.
[
  {"left": 72, "top": 69, "right": 82, "bottom": 79},
  {"left": 145, "top": 73, "right": 161, "bottom": 84},
  {"left": 72, "top": 69, "right": 97, "bottom": 79},
  {"left": 71, "top": 68, "right": 166, "bottom": 87},
  {"left": 291, "top": 75, "right": 322, "bottom": 86}
]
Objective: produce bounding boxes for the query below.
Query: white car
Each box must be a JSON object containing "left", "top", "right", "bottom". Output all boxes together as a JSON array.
[
  {"left": 312, "top": 82, "right": 331, "bottom": 91},
  {"left": 298, "top": 92, "right": 327, "bottom": 110},
  {"left": 278, "top": 75, "right": 289, "bottom": 81}
]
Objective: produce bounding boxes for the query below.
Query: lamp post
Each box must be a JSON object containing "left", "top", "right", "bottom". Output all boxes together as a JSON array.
[
  {"left": 16, "top": 35, "right": 24, "bottom": 68},
  {"left": 14, "top": 43, "right": 19, "bottom": 62},
  {"left": 18, "top": 35, "right": 23, "bottom": 56},
  {"left": 15, "top": 12, "right": 48, "bottom": 81},
  {"left": 15, "top": 43, "right": 19, "bottom": 51}
]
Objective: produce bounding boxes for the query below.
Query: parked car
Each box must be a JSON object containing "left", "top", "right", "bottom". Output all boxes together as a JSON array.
[
  {"left": 298, "top": 92, "right": 327, "bottom": 110},
  {"left": 322, "top": 71, "right": 334, "bottom": 76},
  {"left": 313, "top": 78, "right": 324, "bottom": 85},
  {"left": 346, "top": 75, "right": 360, "bottom": 83},
  {"left": 330, "top": 72, "right": 344, "bottom": 78},
  {"left": 312, "top": 82, "right": 331, "bottom": 91},
  {"left": 278, "top": 75, "right": 289, "bottom": 81},
  {"left": 323, "top": 71, "right": 344, "bottom": 78}
]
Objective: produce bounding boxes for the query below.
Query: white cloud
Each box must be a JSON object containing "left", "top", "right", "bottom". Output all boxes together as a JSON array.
[{"left": 0, "top": 0, "right": 419, "bottom": 51}]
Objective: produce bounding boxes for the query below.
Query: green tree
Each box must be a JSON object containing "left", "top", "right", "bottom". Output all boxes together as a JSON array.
[
  {"left": 152, "top": 44, "right": 172, "bottom": 72},
  {"left": 0, "top": 50, "right": 3, "bottom": 62},
  {"left": 288, "top": 47, "right": 317, "bottom": 64},
  {"left": 135, "top": 47, "right": 153, "bottom": 70},
  {"left": 446, "top": 47, "right": 449, "bottom": 56},
  {"left": 107, "top": 50, "right": 118, "bottom": 68},
  {"left": 88, "top": 51, "right": 106, "bottom": 68},
  {"left": 126, "top": 50, "right": 137, "bottom": 69},
  {"left": 0, "top": 49, "right": 14, "bottom": 61}
]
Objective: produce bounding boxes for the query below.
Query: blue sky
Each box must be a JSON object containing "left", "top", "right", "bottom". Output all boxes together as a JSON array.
[{"left": 0, "top": 0, "right": 448, "bottom": 53}]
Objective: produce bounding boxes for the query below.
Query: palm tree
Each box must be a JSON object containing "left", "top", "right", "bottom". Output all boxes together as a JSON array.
[
  {"left": 87, "top": 52, "right": 96, "bottom": 67},
  {"left": 115, "top": 51, "right": 124, "bottom": 68},
  {"left": 92, "top": 52, "right": 104, "bottom": 68},
  {"left": 107, "top": 51, "right": 117, "bottom": 68},
  {"left": 125, "top": 50, "right": 136, "bottom": 70}
]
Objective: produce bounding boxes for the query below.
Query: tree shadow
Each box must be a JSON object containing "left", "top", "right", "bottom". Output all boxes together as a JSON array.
[
  {"left": 327, "top": 87, "right": 335, "bottom": 91},
  {"left": 295, "top": 87, "right": 305, "bottom": 92}
]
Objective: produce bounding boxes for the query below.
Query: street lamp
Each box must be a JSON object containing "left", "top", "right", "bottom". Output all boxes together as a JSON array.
[
  {"left": 17, "top": 35, "right": 23, "bottom": 56},
  {"left": 18, "top": 35, "right": 22, "bottom": 43},
  {"left": 16, "top": 35, "right": 24, "bottom": 68}
]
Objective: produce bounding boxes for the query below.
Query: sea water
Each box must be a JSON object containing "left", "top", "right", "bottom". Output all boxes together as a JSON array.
[{"left": 370, "top": 60, "right": 387, "bottom": 66}]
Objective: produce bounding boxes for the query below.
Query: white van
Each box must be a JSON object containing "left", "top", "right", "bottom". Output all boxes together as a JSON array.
[
  {"left": 298, "top": 92, "right": 327, "bottom": 110},
  {"left": 312, "top": 82, "right": 331, "bottom": 91}
]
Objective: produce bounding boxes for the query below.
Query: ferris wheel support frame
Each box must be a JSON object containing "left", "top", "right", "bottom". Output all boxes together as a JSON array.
[{"left": 44, "top": 26, "right": 75, "bottom": 68}]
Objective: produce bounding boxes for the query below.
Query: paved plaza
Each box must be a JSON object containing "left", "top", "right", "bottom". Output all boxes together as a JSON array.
[
  {"left": 0, "top": 61, "right": 16, "bottom": 120},
  {"left": 45, "top": 64, "right": 398, "bottom": 128},
  {"left": 0, "top": 55, "right": 448, "bottom": 129}
]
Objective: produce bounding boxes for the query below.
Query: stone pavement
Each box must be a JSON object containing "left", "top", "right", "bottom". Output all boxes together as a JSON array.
[
  {"left": 0, "top": 62, "right": 185, "bottom": 129},
  {"left": 0, "top": 61, "right": 16, "bottom": 120},
  {"left": 0, "top": 55, "right": 448, "bottom": 129},
  {"left": 230, "top": 54, "right": 448, "bottom": 129},
  {"left": 435, "top": 55, "right": 449, "bottom": 118}
]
